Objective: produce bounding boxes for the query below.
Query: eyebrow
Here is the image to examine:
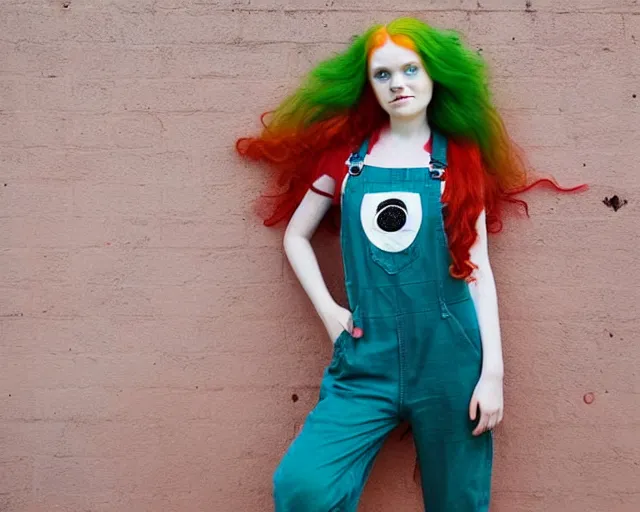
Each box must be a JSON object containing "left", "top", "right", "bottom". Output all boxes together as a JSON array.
[{"left": 370, "top": 61, "right": 420, "bottom": 72}]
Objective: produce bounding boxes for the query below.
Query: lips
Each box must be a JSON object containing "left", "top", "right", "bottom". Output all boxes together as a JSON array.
[{"left": 390, "top": 95, "right": 414, "bottom": 103}]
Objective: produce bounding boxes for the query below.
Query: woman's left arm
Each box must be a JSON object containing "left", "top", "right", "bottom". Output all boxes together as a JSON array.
[{"left": 467, "top": 209, "right": 504, "bottom": 436}]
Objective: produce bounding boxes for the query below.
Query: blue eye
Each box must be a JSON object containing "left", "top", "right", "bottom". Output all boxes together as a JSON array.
[
  {"left": 374, "top": 69, "right": 390, "bottom": 81},
  {"left": 405, "top": 64, "right": 419, "bottom": 76}
]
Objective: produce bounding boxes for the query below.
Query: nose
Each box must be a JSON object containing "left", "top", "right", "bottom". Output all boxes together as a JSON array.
[{"left": 389, "top": 72, "right": 405, "bottom": 93}]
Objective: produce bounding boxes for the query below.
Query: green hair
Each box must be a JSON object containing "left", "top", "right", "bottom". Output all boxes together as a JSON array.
[{"left": 265, "top": 17, "right": 514, "bottom": 177}]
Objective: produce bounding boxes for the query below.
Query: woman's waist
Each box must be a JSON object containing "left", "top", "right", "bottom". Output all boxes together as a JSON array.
[{"left": 349, "top": 279, "right": 470, "bottom": 320}]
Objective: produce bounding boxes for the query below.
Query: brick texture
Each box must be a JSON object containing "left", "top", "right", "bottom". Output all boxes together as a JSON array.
[{"left": 1, "top": 1, "right": 639, "bottom": 511}]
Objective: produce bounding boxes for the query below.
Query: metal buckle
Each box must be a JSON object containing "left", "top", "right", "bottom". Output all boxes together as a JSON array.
[
  {"left": 429, "top": 165, "right": 446, "bottom": 180},
  {"left": 345, "top": 155, "right": 364, "bottom": 176}
]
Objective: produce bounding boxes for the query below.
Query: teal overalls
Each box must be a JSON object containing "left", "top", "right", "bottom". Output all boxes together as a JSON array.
[{"left": 273, "top": 132, "right": 493, "bottom": 511}]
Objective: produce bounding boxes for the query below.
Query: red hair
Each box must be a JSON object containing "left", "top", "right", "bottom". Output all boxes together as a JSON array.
[
  {"left": 237, "top": 85, "right": 386, "bottom": 225},
  {"left": 238, "top": 95, "right": 585, "bottom": 282}
]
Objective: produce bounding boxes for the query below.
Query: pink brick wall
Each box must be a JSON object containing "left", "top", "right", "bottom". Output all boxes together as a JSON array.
[{"left": 1, "top": 1, "right": 639, "bottom": 511}]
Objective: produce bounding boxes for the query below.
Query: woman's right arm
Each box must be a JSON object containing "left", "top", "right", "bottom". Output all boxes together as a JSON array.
[{"left": 284, "top": 175, "right": 359, "bottom": 343}]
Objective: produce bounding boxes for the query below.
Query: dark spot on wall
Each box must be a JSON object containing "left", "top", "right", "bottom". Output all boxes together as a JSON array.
[
  {"left": 633, "top": 94, "right": 637, "bottom": 99},
  {"left": 582, "top": 163, "right": 586, "bottom": 167},
  {"left": 8, "top": 394, "right": 11, "bottom": 397},
  {"left": 603, "top": 195, "right": 628, "bottom": 211},
  {"left": 62, "top": 2, "right": 70, "bottom": 8},
  {"left": 291, "top": 393, "right": 299, "bottom": 403},
  {"left": 525, "top": 0, "right": 533, "bottom": 11},
  {"left": 603, "top": 47, "right": 613, "bottom": 52},
  {"left": 195, "top": 385, "right": 199, "bottom": 389},
  {"left": 3, "top": 183, "right": 6, "bottom": 186},
  {"left": 512, "top": 36, "right": 516, "bottom": 41}
]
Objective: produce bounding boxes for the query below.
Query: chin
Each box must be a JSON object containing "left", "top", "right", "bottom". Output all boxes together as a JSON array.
[{"left": 389, "top": 108, "right": 424, "bottom": 119}]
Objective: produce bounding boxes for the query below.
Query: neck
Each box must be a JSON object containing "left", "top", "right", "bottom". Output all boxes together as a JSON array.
[{"left": 388, "top": 112, "right": 430, "bottom": 140}]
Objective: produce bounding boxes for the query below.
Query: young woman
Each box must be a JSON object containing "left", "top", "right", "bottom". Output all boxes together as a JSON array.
[{"left": 237, "top": 17, "right": 583, "bottom": 512}]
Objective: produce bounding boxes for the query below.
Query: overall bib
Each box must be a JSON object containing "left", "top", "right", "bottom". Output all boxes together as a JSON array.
[{"left": 273, "top": 132, "right": 493, "bottom": 512}]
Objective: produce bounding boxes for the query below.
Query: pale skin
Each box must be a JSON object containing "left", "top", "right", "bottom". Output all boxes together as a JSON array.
[{"left": 283, "top": 40, "right": 504, "bottom": 435}]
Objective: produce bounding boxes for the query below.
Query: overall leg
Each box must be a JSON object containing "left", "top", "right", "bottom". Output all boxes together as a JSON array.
[
  {"left": 412, "top": 406, "right": 492, "bottom": 512},
  {"left": 274, "top": 369, "right": 398, "bottom": 512},
  {"left": 404, "top": 300, "right": 493, "bottom": 512}
]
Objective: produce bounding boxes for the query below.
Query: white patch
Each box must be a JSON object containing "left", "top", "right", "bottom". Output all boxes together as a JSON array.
[{"left": 360, "top": 192, "right": 422, "bottom": 252}]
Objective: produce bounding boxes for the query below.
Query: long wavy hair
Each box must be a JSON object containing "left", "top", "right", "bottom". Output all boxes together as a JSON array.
[{"left": 236, "top": 17, "right": 584, "bottom": 280}]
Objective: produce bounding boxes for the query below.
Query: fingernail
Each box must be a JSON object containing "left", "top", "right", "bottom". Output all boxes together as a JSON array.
[{"left": 352, "top": 327, "right": 363, "bottom": 338}]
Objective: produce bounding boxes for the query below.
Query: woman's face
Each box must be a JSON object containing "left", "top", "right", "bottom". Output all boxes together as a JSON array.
[{"left": 368, "top": 40, "right": 433, "bottom": 120}]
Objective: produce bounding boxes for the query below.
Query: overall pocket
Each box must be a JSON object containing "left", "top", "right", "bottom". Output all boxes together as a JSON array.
[
  {"left": 369, "top": 243, "right": 419, "bottom": 275},
  {"left": 328, "top": 330, "right": 349, "bottom": 377},
  {"left": 445, "top": 299, "right": 482, "bottom": 359},
  {"left": 360, "top": 191, "right": 423, "bottom": 276},
  {"left": 327, "top": 306, "right": 360, "bottom": 377}
]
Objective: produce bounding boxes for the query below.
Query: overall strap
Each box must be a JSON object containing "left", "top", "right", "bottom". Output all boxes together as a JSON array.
[
  {"left": 346, "top": 132, "right": 447, "bottom": 178},
  {"left": 345, "top": 139, "right": 370, "bottom": 176},
  {"left": 429, "top": 130, "right": 448, "bottom": 180}
]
